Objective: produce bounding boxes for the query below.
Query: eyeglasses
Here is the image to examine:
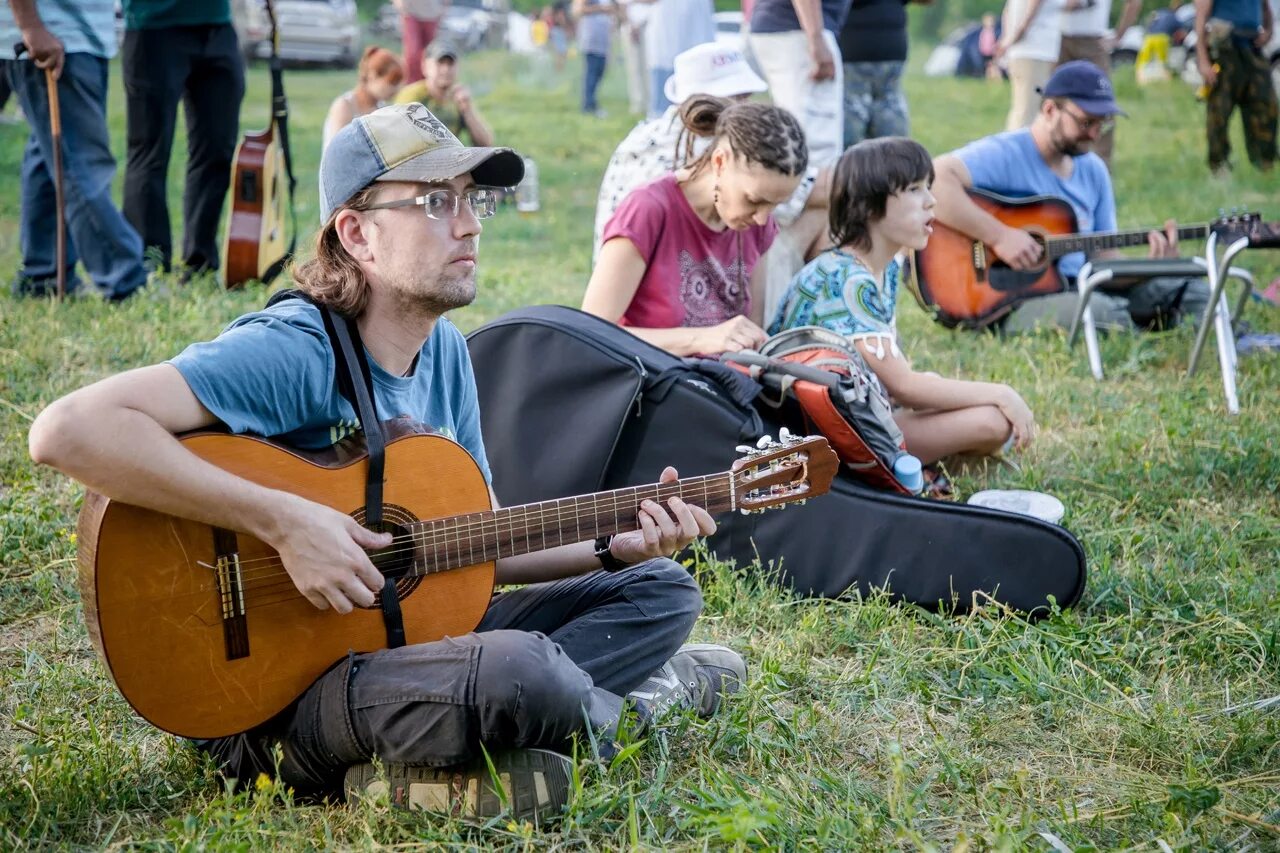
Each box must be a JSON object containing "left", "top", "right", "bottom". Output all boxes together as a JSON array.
[
  {"left": 1060, "top": 105, "right": 1115, "bottom": 134},
  {"left": 362, "top": 188, "right": 498, "bottom": 220}
]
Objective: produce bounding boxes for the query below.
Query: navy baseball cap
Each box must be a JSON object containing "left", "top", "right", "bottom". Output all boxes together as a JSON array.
[
  {"left": 319, "top": 103, "right": 523, "bottom": 222},
  {"left": 1037, "top": 60, "right": 1127, "bottom": 117}
]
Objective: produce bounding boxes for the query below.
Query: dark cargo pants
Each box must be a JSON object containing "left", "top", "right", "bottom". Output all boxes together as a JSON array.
[
  {"left": 1205, "top": 37, "right": 1278, "bottom": 171},
  {"left": 198, "top": 559, "right": 701, "bottom": 797}
]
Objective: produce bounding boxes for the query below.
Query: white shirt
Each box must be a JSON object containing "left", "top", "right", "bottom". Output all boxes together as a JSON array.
[
  {"left": 1060, "top": 0, "right": 1111, "bottom": 37},
  {"left": 1005, "top": 0, "right": 1065, "bottom": 62}
]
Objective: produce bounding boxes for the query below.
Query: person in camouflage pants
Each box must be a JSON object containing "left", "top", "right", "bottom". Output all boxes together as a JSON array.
[
  {"left": 1196, "top": 0, "right": 1276, "bottom": 173},
  {"left": 842, "top": 61, "right": 909, "bottom": 145}
]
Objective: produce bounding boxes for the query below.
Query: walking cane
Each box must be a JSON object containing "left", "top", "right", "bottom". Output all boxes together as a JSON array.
[{"left": 14, "top": 42, "right": 66, "bottom": 301}]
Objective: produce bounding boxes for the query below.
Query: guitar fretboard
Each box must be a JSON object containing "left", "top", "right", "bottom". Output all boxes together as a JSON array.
[
  {"left": 402, "top": 473, "right": 737, "bottom": 575},
  {"left": 1045, "top": 224, "right": 1210, "bottom": 259}
]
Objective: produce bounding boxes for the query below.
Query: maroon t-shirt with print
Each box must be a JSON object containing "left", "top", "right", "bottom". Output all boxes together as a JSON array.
[{"left": 602, "top": 174, "right": 778, "bottom": 330}]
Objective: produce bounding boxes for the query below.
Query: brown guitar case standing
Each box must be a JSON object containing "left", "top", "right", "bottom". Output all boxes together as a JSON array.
[{"left": 222, "top": 0, "right": 297, "bottom": 289}]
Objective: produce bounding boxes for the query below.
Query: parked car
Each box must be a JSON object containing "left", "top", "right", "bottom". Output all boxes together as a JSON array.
[
  {"left": 234, "top": 0, "right": 362, "bottom": 67},
  {"left": 443, "top": 0, "right": 510, "bottom": 52}
]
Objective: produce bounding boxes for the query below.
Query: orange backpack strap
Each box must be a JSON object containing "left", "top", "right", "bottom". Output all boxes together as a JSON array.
[{"left": 790, "top": 379, "right": 908, "bottom": 493}]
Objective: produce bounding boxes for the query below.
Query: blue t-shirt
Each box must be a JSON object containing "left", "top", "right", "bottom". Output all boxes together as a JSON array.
[
  {"left": 168, "top": 299, "right": 491, "bottom": 484},
  {"left": 953, "top": 128, "right": 1116, "bottom": 281},
  {"left": 769, "top": 249, "right": 902, "bottom": 359},
  {"left": 1210, "top": 0, "right": 1262, "bottom": 30},
  {"left": 0, "top": 0, "right": 117, "bottom": 59},
  {"left": 751, "top": 0, "right": 851, "bottom": 34}
]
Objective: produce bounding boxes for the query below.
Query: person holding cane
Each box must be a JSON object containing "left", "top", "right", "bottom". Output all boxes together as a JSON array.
[{"left": 1, "top": 0, "right": 148, "bottom": 302}]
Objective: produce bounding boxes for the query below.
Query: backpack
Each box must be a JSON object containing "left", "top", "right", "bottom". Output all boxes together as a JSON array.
[{"left": 724, "top": 327, "right": 912, "bottom": 494}]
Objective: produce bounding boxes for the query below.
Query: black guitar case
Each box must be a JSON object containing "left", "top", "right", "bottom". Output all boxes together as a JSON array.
[{"left": 467, "top": 305, "right": 1086, "bottom": 615}]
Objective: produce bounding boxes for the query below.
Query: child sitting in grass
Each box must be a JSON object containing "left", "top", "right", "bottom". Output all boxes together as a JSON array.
[{"left": 768, "top": 137, "right": 1035, "bottom": 465}]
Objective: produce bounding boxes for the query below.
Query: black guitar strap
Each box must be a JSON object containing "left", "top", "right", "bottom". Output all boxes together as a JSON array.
[
  {"left": 325, "top": 310, "right": 407, "bottom": 650},
  {"left": 266, "top": 289, "right": 405, "bottom": 648}
]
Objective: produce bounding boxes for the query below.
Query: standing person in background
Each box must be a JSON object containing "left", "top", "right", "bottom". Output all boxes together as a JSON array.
[
  {"left": 395, "top": 41, "right": 495, "bottom": 146},
  {"left": 549, "top": 2, "right": 571, "bottom": 71},
  {"left": 323, "top": 46, "right": 405, "bottom": 151},
  {"left": 979, "top": 12, "right": 1001, "bottom": 79},
  {"left": 619, "top": 0, "right": 651, "bottom": 115},
  {"left": 394, "top": 0, "right": 450, "bottom": 86},
  {"left": 838, "top": 0, "right": 914, "bottom": 148},
  {"left": 2, "top": 0, "right": 148, "bottom": 301},
  {"left": 1057, "top": 0, "right": 1141, "bottom": 164},
  {"left": 1195, "top": 0, "right": 1276, "bottom": 175},
  {"left": 121, "top": 0, "right": 244, "bottom": 277},
  {"left": 749, "top": 0, "right": 852, "bottom": 168},
  {"left": 574, "top": 0, "right": 617, "bottom": 116},
  {"left": 997, "top": 0, "right": 1065, "bottom": 131},
  {"left": 644, "top": 0, "right": 716, "bottom": 118}
]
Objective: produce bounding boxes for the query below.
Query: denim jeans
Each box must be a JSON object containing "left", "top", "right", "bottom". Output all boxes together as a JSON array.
[
  {"left": 4, "top": 54, "right": 147, "bottom": 298},
  {"left": 198, "top": 559, "right": 702, "bottom": 798},
  {"left": 582, "top": 51, "right": 608, "bottom": 113},
  {"left": 842, "top": 60, "right": 909, "bottom": 147},
  {"left": 649, "top": 66, "right": 673, "bottom": 118}
]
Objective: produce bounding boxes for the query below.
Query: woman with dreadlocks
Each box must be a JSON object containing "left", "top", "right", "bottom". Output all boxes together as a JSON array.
[{"left": 582, "top": 96, "right": 809, "bottom": 356}]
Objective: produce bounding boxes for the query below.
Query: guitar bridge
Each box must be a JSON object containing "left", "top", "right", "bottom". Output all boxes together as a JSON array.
[
  {"left": 214, "top": 528, "right": 249, "bottom": 660},
  {"left": 972, "top": 242, "right": 988, "bottom": 283}
]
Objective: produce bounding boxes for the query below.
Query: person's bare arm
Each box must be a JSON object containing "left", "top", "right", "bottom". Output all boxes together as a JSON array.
[
  {"left": 1113, "top": 0, "right": 1142, "bottom": 42},
  {"left": 1004, "top": 0, "right": 1047, "bottom": 46},
  {"left": 453, "top": 86, "right": 495, "bottom": 147},
  {"left": 493, "top": 467, "right": 715, "bottom": 584},
  {"left": 28, "top": 366, "right": 390, "bottom": 613},
  {"left": 1259, "top": 0, "right": 1273, "bottom": 46},
  {"left": 582, "top": 237, "right": 768, "bottom": 355},
  {"left": 856, "top": 341, "right": 1034, "bottom": 448},
  {"left": 748, "top": 254, "right": 769, "bottom": 326},
  {"left": 1194, "top": 0, "right": 1217, "bottom": 86},
  {"left": 323, "top": 95, "right": 355, "bottom": 150},
  {"left": 9, "top": 0, "right": 64, "bottom": 78},
  {"left": 791, "top": 0, "right": 835, "bottom": 80},
  {"left": 932, "top": 154, "right": 1043, "bottom": 269}
]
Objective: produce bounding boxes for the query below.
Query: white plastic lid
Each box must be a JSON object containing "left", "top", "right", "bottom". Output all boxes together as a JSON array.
[{"left": 967, "top": 489, "right": 1065, "bottom": 524}]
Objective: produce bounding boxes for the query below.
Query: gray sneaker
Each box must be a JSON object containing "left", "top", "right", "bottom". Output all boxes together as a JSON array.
[
  {"left": 344, "top": 748, "right": 573, "bottom": 825},
  {"left": 627, "top": 643, "right": 747, "bottom": 721}
]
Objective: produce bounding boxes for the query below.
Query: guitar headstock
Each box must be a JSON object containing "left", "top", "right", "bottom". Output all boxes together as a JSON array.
[
  {"left": 1210, "top": 211, "right": 1280, "bottom": 248},
  {"left": 731, "top": 431, "right": 838, "bottom": 514}
]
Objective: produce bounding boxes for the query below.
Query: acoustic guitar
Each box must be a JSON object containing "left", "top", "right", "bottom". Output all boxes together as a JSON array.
[
  {"left": 222, "top": 0, "right": 296, "bottom": 289},
  {"left": 76, "top": 429, "right": 837, "bottom": 739},
  {"left": 907, "top": 190, "right": 1270, "bottom": 329}
]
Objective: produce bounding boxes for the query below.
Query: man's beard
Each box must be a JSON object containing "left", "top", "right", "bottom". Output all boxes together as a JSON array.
[
  {"left": 422, "top": 267, "right": 477, "bottom": 314},
  {"left": 1051, "top": 125, "right": 1092, "bottom": 157}
]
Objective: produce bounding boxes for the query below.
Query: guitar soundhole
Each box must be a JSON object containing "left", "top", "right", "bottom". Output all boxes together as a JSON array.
[{"left": 351, "top": 503, "right": 423, "bottom": 605}]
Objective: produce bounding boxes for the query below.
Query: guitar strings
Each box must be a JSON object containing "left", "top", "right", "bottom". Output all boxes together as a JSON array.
[
  {"left": 196, "top": 476, "right": 799, "bottom": 608},
  {"left": 223, "top": 480, "right": 755, "bottom": 611},
  {"left": 224, "top": 479, "right": 753, "bottom": 587},
  {"left": 220, "top": 471, "right": 746, "bottom": 576}
]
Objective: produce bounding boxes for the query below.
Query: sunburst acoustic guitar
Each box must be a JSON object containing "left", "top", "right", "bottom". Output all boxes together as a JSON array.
[
  {"left": 906, "top": 190, "right": 1273, "bottom": 329},
  {"left": 76, "top": 427, "right": 837, "bottom": 739}
]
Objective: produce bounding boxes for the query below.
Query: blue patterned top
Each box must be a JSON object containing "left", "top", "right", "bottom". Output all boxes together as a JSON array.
[{"left": 768, "top": 249, "right": 901, "bottom": 359}]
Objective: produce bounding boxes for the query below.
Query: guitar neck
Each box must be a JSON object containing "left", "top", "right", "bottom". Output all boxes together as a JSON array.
[
  {"left": 403, "top": 473, "right": 736, "bottom": 576},
  {"left": 1045, "top": 224, "right": 1209, "bottom": 259}
]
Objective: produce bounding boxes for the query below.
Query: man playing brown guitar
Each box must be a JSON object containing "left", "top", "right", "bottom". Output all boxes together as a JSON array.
[
  {"left": 931, "top": 60, "right": 1210, "bottom": 333},
  {"left": 27, "top": 104, "right": 747, "bottom": 824}
]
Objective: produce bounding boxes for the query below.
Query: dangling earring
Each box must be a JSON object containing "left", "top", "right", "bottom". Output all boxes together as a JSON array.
[{"left": 713, "top": 183, "right": 720, "bottom": 205}]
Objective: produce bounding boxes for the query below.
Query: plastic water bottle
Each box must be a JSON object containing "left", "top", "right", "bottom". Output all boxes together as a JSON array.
[
  {"left": 892, "top": 453, "right": 923, "bottom": 494},
  {"left": 515, "top": 157, "right": 540, "bottom": 214}
]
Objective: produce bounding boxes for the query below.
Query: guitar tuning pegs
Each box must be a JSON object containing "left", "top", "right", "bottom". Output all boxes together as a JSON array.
[
  {"left": 735, "top": 445, "right": 754, "bottom": 455},
  {"left": 756, "top": 435, "right": 773, "bottom": 449},
  {"left": 778, "top": 427, "right": 794, "bottom": 443}
]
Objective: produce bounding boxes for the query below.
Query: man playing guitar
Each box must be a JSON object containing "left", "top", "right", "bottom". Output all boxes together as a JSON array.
[
  {"left": 28, "top": 104, "right": 743, "bottom": 823},
  {"left": 931, "top": 60, "right": 1210, "bottom": 333}
]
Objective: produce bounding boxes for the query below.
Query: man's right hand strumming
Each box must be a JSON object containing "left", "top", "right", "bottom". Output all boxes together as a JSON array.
[
  {"left": 992, "top": 225, "right": 1044, "bottom": 270},
  {"left": 269, "top": 496, "right": 392, "bottom": 613}
]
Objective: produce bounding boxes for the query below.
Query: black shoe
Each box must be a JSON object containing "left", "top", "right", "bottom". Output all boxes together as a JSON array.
[
  {"left": 344, "top": 747, "right": 573, "bottom": 825},
  {"left": 627, "top": 643, "right": 746, "bottom": 722}
]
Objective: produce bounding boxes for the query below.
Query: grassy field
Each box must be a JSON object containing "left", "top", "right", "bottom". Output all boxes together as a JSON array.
[{"left": 2, "top": 46, "right": 1280, "bottom": 850}]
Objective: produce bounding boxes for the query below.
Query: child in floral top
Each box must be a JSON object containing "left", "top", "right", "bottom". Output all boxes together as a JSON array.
[{"left": 770, "top": 137, "right": 1035, "bottom": 464}]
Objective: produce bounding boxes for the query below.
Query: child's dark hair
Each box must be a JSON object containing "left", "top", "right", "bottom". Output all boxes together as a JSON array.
[
  {"left": 829, "top": 137, "right": 934, "bottom": 252},
  {"left": 676, "top": 95, "right": 808, "bottom": 179}
]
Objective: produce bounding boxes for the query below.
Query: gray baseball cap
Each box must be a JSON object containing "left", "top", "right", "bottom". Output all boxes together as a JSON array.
[{"left": 319, "top": 103, "right": 524, "bottom": 222}]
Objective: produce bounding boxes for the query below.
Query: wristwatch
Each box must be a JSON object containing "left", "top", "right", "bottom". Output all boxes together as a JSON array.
[{"left": 593, "top": 535, "right": 629, "bottom": 573}]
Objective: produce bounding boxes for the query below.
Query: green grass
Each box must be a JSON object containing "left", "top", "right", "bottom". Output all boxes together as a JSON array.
[{"left": 2, "top": 49, "right": 1280, "bottom": 850}]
